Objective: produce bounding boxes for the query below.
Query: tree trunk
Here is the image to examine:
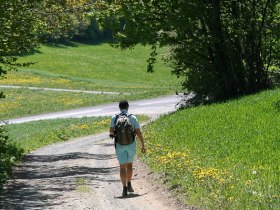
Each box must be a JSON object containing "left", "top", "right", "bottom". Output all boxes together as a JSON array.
[
  {"left": 246, "top": 0, "right": 269, "bottom": 93},
  {"left": 211, "top": 0, "right": 236, "bottom": 99}
]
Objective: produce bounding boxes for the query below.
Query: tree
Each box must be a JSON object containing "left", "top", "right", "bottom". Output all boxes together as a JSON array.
[
  {"left": 0, "top": 0, "right": 92, "bottom": 189},
  {"left": 0, "top": 0, "right": 40, "bottom": 82},
  {"left": 95, "top": 0, "right": 280, "bottom": 103},
  {"left": 0, "top": 0, "right": 92, "bottom": 88},
  {"left": 35, "top": 0, "right": 92, "bottom": 41},
  {"left": 0, "top": 125, "right": 24, "bottom": 188}
]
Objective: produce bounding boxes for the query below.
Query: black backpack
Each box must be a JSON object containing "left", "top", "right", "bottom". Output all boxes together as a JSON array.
[{"left": 114, "top": 113, "right": 135, "bottom": 146}]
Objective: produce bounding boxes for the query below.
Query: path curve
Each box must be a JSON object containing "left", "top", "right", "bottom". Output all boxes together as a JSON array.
[
  {"left": 2, "top": 95, "right": 182, "bottom": 125},
  {"left": 0, "top": 94, "right": 194, "bottom": 210},
  {"left": 0, "top": 133, "right": 189, "bottom": 210}
]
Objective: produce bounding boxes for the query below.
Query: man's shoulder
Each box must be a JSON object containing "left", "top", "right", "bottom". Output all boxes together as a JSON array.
[
  {"left": 128, "top": 114, "right": 137, "bottom": 119},
  {"left": 112, "top": 113, "right": 137, "bottom": 121},
  {"left": 111, "top": 114, "right": 118, "bottom": 121}
]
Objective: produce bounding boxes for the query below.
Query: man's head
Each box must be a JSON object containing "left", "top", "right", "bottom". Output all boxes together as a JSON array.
[{"left": 119, "top": 100, "right": 129, "bottom": 110}]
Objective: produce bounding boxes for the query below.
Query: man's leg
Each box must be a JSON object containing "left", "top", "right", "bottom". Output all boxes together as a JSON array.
[
  {"left": 126, "top": 141, "right": 136, "bottom": 193},
  {"left": 120, "top": 163, "right": 127, "bottom": 186},
  {"left": 127, "top": 163, "right": 133, "bottom": 182},
  {"left": 127, "top": 162, "right": 134, "bottom": 192},
  {"left": 120, "top": 163, "right": 128, "bottom": 196}
]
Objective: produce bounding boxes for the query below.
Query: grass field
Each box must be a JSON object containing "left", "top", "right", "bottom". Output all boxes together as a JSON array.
[
  {"left": 0, "top": 43, "right": 181, "bottom": 94},
  {"left": 0, "top": 87, "right": 161, "bottom": 121},
  {"left": 0, "top": 42, "right": 181, "bottom": 120},
  {"left": 141, "top": 88, "right": 280, "bottom": 209}
]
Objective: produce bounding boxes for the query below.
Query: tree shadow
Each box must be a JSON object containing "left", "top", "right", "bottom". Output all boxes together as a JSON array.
[
  {"left": 45, "top": 40, "right": 78, "bottom": 48},
  {"left": 0, "top": 152, "right": 119, "bottom": 209},
  {"left": 20, "top": 49, "right": 43, "bottom": 56},
  {"left": 22, "top": 152, "right": 116, "bottom": 163},
  {"left": 95, "top": 142, "right": 114, "bottom": 147},
  {"left": 45, "top": 38, "right": 114, "bottom": 48},
  {"left": 18, "top": 38, "right": 116, "bottom": 57},
  {"left": 72, "top": 37, "right": 115, "bottom": 46}
]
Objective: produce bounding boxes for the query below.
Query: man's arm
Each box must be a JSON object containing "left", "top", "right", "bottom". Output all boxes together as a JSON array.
[
  {"left": 135, "top": 128, "right": 146, "bottom": 154},
  {"left": 109, "top": 127, "right": 115, "bottom": 138},
  {"left": 109, "top": 115, "right": 116, "bottom": 138}
]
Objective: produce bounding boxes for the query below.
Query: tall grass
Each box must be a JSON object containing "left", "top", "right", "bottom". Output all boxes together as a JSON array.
[{"left": 142, "top": 88, "right": 280, "bottom": 209}]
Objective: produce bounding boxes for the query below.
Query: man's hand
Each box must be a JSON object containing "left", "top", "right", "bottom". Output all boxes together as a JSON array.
[
  {"left": 141, "top": 145, "right": 146, "bottom": 154},
  {"left": 109, "top": 133, "right": 115, "bottom": 139}
]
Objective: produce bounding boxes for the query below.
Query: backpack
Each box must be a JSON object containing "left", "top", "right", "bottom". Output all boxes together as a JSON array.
[{"left": 114, "top": 113, "right": 135, "bottom": 146}]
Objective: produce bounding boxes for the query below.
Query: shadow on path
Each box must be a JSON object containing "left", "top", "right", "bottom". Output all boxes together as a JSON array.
[
  {"left": 0, "top": 152, "right": 118, "bottom": 209},
  {"left": 115, "top": 192, "right": 148, "bottom": 199}
]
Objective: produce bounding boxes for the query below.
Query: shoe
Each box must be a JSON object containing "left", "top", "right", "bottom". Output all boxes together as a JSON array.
[
  {"left": 127, "top": 182, "right": 134, "bottom": 193},
  {"left": 122, "top": 186, "right": 128, "bottom": 196}
]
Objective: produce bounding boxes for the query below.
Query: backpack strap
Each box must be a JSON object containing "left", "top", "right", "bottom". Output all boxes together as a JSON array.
[
  {"left": 114, "top": 114, "right": 119, "bottom": 148},
  {"left": 114, "top": 114, "right": 120, "bottom": 124}
]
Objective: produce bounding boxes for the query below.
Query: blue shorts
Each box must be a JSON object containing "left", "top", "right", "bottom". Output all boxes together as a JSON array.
[{"left": 115, "top": 140, "right": 136, "bottom": 165}]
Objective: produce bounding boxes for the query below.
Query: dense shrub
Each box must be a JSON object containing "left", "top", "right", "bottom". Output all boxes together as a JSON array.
[{"left": 0, "top": 125, "right": 23, "bottom": 190}]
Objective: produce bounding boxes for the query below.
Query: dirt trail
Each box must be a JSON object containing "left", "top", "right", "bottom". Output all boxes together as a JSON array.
[{"left": 0, "top": 133, "right": 188, "bottom": 210}]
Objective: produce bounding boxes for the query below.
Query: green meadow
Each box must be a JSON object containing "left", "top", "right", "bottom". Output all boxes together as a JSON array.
[
  {"left": 0, "top": 42, "right": 181, "bottom": 120},
  {"left": 1, "top": 43, "right": 181, "bottom": 93},
  {"left": 141, "top": 88, "right": 280, "bottom": 210},
  {"left": 0, "top": 88, "right": 159, "bottom": 121}
]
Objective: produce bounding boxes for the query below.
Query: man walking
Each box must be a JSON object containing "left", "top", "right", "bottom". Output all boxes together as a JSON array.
[{"left": 109, "top": 100, "right": 146, "bottom": 196}]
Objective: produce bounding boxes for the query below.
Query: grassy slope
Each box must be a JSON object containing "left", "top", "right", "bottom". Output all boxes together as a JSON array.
[
  {"left": 1, "top": 43, "right": 181, "bottom": 93},
  {"left": 142, "top": 88, "right": 280, "bottom": 210}
]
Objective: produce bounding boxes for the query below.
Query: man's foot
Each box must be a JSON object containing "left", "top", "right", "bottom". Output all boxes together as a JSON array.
[
  {"left": 122, "top": 186, "right": 128, "bottom": 196},
  {"left": 127, "top": 182, "right": 134, "bottom": 193}
]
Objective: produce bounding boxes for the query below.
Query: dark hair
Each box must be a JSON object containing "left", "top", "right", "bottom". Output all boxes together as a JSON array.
[{"left": 119, "top": 100, "right": 129, "bottom": 109}]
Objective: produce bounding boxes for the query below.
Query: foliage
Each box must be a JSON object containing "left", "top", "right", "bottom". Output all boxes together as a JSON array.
[
  {"left": 0, "top": 0, "right": 39, "bottom": 87},
  {"left": 0, "top": 0, "right": 93, "bottom": 97},
  {"left": 95, "top": 0, "right": 280, "bottom": 102},
  {"left": 0, "top": 126, "right": 24, "bottom": 190},
  {"left": 74, "top": 16, "right": 112, "bottom": 41},
  {"left": 34, "top": 0, "right": 92, "bottom": 41},
  {"left": 141, "top": 87, "right": 280, "bottom": 209}
]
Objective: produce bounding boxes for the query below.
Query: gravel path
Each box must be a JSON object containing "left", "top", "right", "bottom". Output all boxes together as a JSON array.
[
  {"left": 0, "top": 94, "right": 194, "bottom": 209},
  {"left": 0, "top": 85, "right": 122, "bottom": 95},
  {"left": 0, "top": 133, "right": 188, "bottom": 210},
  {"left": 2, "top": 95, "right": 182, "bottom": 125}
]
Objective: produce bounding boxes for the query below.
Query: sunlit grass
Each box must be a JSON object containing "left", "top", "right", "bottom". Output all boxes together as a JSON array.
[
  {"left": 5, "top": 115, "right": 149, "bottom": 152},
  {"left": 0, "top": 42, "right": 182, "bottom": 94},
  {"left": 0, "top": 42, "right": 182, "bottom": 120},
  {"left": 0, "top": 88, "right": 159, "bottom": 120},
  {"left": 141, "top": 88, "right": 280, "bottom": 210}
]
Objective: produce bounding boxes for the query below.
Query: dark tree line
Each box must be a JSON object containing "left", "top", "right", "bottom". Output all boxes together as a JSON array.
[{"left": 95, "top": 0, "right": 280, "bottom": 103}]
